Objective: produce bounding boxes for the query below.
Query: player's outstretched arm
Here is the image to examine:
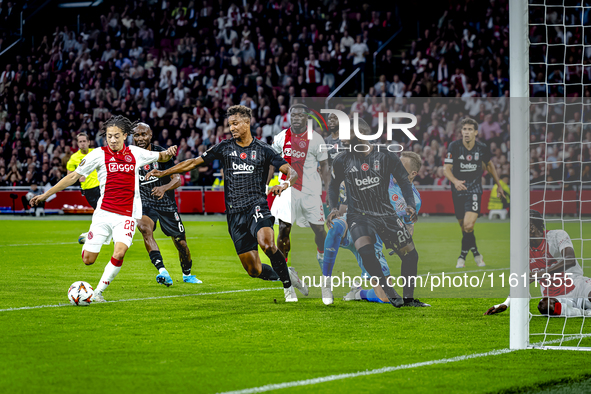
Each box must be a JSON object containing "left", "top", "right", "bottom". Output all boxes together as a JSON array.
[
  {"left": 157, "top": 145, "right": 178, "bottom": 162},
  {"left": 485, "top": 160, "right": 506, "bottom": 199},
  {"left": 151, "top": 174, "right": 182, "bottom": 200},
  {"left": 484, "top": 296, "right": 511, "bottom": 315},
  {"left": 146, "top": 157, "right": 204, "bottom": 179},
  {"left": 30, "top": 172, "right": 83, "bottom": 206}
]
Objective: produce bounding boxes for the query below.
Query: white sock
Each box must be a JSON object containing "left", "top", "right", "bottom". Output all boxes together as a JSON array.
[
  {"left": 159, "top": 268, "right": 167, "bottom": 274},
  {"left": 96, "top": 262, "right": 122, "bottom": 294}
]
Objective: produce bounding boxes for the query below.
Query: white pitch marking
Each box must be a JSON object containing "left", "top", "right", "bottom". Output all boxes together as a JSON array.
[
  {"left": 217, "top": 334, "right": 591, "bottom": 394},
  {"left": 217, "top": 348, "right": 517, "bottom": 394},
  {"left": 0, "top": 288, "right": 276, "bottom": 313}
]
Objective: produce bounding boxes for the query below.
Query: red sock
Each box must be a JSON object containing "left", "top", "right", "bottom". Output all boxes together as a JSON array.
[
  {"left": 318, "top": 248, "right": 324, "bottom": 254},
  {"left": 110, "top": 257, "right": 123, "bottom": 267}
]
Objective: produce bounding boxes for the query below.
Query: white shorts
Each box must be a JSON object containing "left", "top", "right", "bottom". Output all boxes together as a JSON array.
[
  {"left": 271, "top": 187, "right": 325, "bottom": 227},
  {"left": 565, "top": 275, "right": 591, "bottom": 309},
  {"left": 83, "top": 209, "right": 137, "bottom": 253}
]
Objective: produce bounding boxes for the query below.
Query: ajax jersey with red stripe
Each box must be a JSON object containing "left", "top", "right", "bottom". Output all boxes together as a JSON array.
[
  {"left": 272, "top": 127, "right": 327, "bottom": 195},
  {"left": 75, "top": 145, "right": 160, "bottom": 219}
]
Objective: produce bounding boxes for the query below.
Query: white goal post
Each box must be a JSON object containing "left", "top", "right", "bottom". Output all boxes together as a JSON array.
[
  {"left": 509, "top": 0, "right": 530, "bottom": 350},
  {"left": 511, "top": 0, "right": 591, "bottom": 351}
]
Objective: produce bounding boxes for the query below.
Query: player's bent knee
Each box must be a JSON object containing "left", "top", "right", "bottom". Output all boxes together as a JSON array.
[
  {"left": 399, "top": 244, "right": 416, "bottom": 256},
  {"left": 247, "top": 266, "right": 263, "bottom": 277},
  {"left": 261, "top": 243, "right": 277, "bottom": 255},
  {"left": 464, "top": 223, "right": 475, "bottom": 233},
  {"left": 82, "top": 251, "right": 96, "bottom": 265}
]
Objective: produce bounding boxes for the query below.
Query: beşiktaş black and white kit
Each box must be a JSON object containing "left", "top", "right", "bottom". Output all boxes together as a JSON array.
[
  {"left": 444, "top": 140, "right": 492, "bottom": 196},
  {"left": 201, "top": 138, "right": 287, "bottom": 213},
  {"left": 138, "top": 144, "right": 178, "bottom": 212}
]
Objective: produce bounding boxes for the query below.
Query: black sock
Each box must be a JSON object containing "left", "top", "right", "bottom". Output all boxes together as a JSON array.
[
  {"left": 181, "top": 260, "right": 193, "bottom": 276},
  {"left": 268, "top": 250, "right": 292, "bottom": 288},
  {"left": 460, "top": 232, "right": 470, "bottom": 259},
  {"left": 469, "top": 232, "right": 480, "bottom": 256},
  {"left": 401, "top": 249, "right": 419, "bottom": 299},
  {"left": 358, "top": 244, "right": 399, "bottom": 300},
  {"left": 258, "top": 264, "right": 279, "bottom": 281},
  {"left": 149, "top": 250, "right": 165, "bottom": 271}
]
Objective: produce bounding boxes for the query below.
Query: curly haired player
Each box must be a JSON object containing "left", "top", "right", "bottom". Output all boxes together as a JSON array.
[{"left": 31, "top": 115, "right": 178, "bottom": 302}]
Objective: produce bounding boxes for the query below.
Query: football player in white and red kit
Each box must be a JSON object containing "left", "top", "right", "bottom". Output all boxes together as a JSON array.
[
  {"left": 271, "top": 104, "right": 330, "bottom": 292},
  {"left": 485, "top": 210, "right": 591, "bottom": 317},
  {"left": 31, "top": 116, "right": 177, "bottom": 302}
]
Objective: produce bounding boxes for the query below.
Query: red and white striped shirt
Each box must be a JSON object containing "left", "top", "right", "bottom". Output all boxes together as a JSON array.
[
  {"left": 272, "top": 127, "right": 327, "bottom": 195},
  {"left": 75, "top": 145, "right": 160, "bottom": 219}
]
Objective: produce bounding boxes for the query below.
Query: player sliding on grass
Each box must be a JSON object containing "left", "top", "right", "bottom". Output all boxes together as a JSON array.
[
  {"left": 133, "top": 123, "right": 202, "bottom": 287},
  {"left": 30, "top": 116, "right": 178, "bottom": 302},
  {"left": 443, "top": 118, "right": 505, "bottom": 269},
  {"left": 146, "top": 105, "right": 301, "bottom": 302},
  {"left": 327, "top": 118, "right": 419, "bottom": 308},
  {"left": 484, "top": 210, "right": 591, "bottom": 317}
]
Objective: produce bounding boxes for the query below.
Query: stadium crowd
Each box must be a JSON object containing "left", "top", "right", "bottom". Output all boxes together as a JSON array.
[{"left": 0, "top": 0, "right": 573, "bottom": 195}]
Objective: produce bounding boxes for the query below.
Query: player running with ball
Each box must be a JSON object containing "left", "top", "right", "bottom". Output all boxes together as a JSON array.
[
  {"left": 146, "top": 105, "right": 301, "bottom": 302},
  {"left": 443, "top": 118, "right": 505, "bottom": 269},
  {"left": 31, "top": 116, "right": 178, "bottom": 302}
]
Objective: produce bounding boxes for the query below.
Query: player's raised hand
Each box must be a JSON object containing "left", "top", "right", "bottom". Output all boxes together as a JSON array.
[
  {"left": 326, "top": 209, "right": 342, "bottom": 229},
  {"left": 406, "top": 207, "right": 418, "bottom": 223},
  {"left": 453, "top": 179, "right": 467, "bottom": 191},
  {"left": 146, "top": 169, "right": 164, "bottom": 180},
  {"left": 151, "top": 185, "right": 167, "bottom": 200},
  {"left": 29, "top": 193, "right": 48, "bottom": 207},
  {"left": 165, "top": 145, "right": 178, "bottom": 158},
  {"left": 484, "top": 304, "right": 507, "bottom": 315}
]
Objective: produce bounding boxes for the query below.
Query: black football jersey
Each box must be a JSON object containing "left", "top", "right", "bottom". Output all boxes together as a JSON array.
[
  {"left": 202, "top": 138, "right": 288, "bottom": 213},
  {"left": 444, "top": 140, "right": 492, "bottom": 196},
  {"left": 138, "top": 144, "right": 177, "bottom": 212},
  {"left": 329, "top": 147, "right": 415, "bottom": 216}
]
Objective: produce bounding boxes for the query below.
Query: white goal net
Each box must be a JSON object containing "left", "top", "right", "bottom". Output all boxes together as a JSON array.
[{"left": 512, "top": 0, "right": 591, "bottom": 350}]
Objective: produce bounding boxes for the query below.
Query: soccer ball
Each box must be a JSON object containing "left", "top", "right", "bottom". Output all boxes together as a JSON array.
[{"left": 68, "top": 281, "right": 94, "bottom": 306}]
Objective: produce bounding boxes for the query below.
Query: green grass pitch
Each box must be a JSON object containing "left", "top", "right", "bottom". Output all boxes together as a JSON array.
[{"left": 1, "top": 218, "right": 591, "bottom": 393}]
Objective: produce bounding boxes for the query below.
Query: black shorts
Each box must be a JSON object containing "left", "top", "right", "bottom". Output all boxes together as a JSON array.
[
  {"left": 347, "top": 212, "right": 412, "bottom": 253},
  {"left": 82, "top": 186, "right": 101, "bottom": 210},
  {"left": 227, "top": 203, "right": 275, "bottom": 255},
  {"left": 143, "top": 206, "right": 186, "bottom": 239},
  {"left": 452, "top": 192, "right": 482, "bottom": 220}
]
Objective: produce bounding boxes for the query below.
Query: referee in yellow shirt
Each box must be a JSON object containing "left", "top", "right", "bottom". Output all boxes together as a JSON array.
[{"left": 66, "top": 133, "right": 100, "bottom": 208}]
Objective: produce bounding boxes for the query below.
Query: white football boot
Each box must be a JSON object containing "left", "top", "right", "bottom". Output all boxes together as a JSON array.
[
  {"left": 288, "top": 266, "right": 309, "bottom": 296},
  {"left": 474, "top": 254, "right": 486, "bottom": 267},
  {"left": 284, "top": 286, "right": 298, "bottom": 302},
  {"left": 456, "top": 257, "right": 466, "bottom": 269},
  {"left": 321, "top": 276, "right": 333, "bottom": 305}
]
